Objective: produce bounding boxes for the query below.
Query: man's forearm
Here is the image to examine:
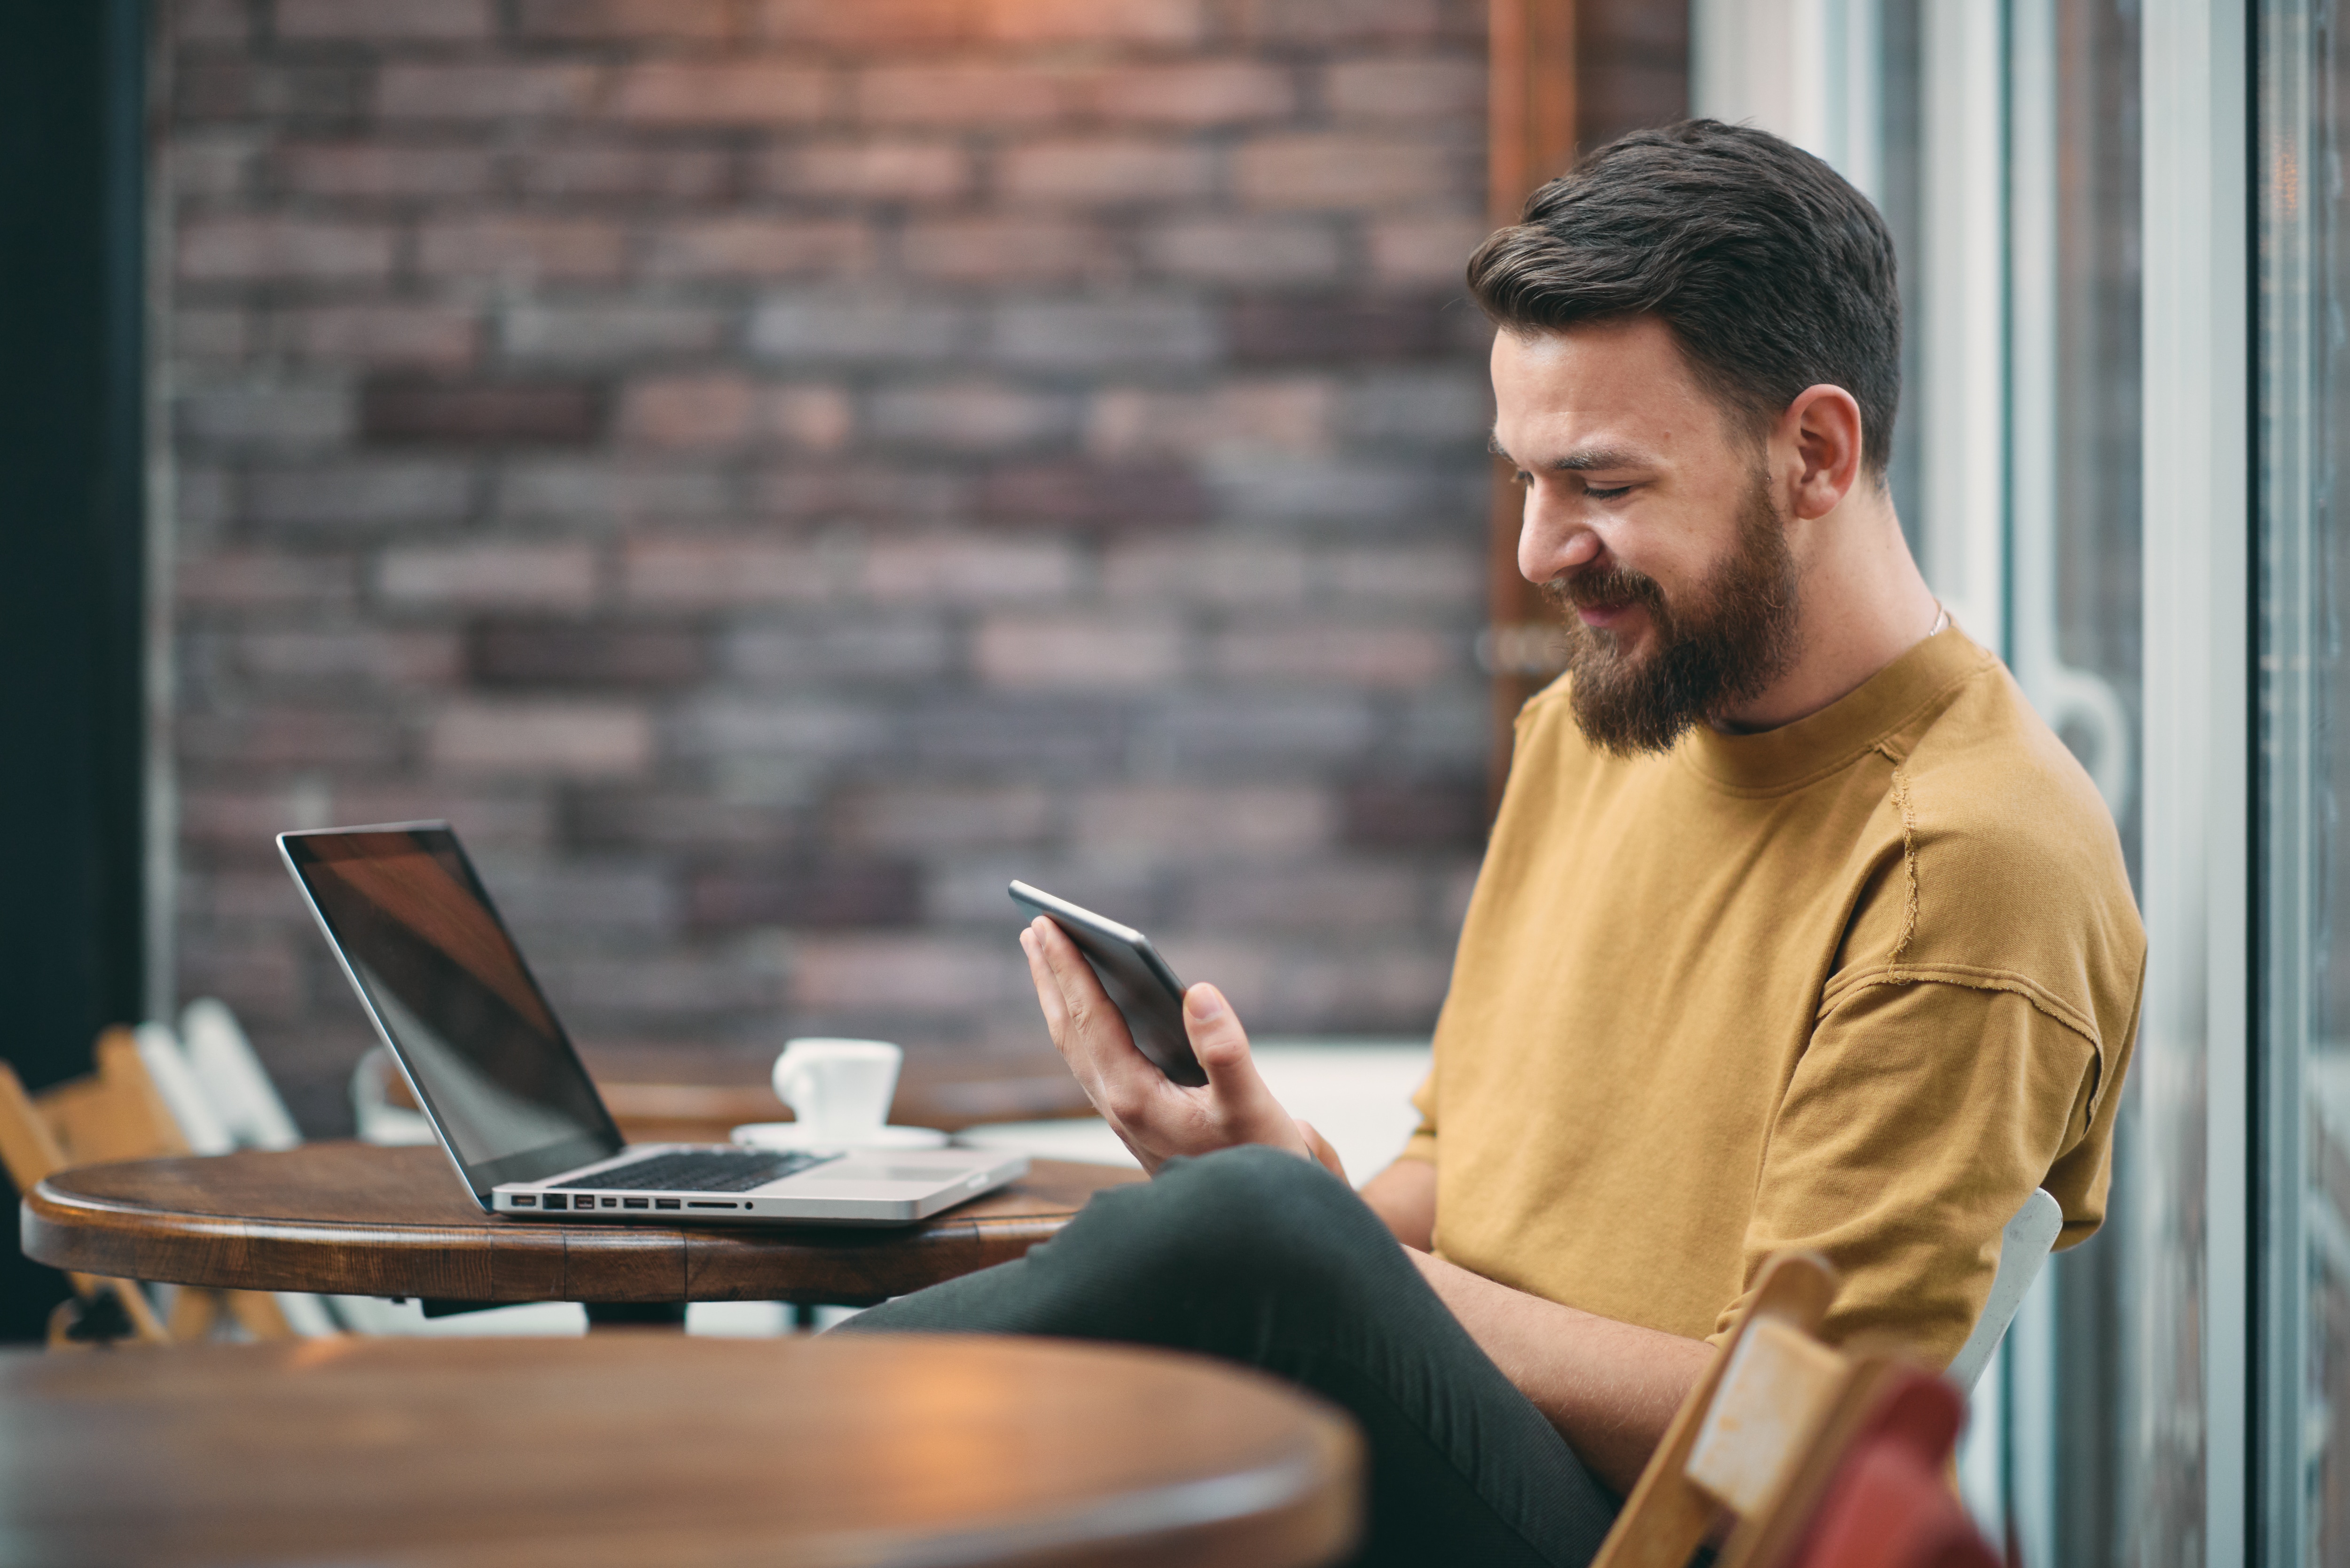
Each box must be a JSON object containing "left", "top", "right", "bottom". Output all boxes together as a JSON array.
[{"left": 1408, "top": 1248, "right": 1710, "bottom": 1496}]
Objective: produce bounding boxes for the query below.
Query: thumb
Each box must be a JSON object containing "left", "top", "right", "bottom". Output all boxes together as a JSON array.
[{"left": 1183, "top": 983, "right": 1281, "bottom": 1120}]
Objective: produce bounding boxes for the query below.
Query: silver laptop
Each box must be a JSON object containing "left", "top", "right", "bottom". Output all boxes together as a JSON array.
[{"left": 279, "top": 822, "right": 1027, "bottom": 1224}]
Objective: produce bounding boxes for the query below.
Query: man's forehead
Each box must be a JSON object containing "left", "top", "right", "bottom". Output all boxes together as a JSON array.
[{"left": 1490, "top": 320, "right": 1721, "bottom": 464}]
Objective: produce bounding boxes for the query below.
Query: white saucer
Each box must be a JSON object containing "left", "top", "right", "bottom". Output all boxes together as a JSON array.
[{"left": 729, "top": 1122, "right": 949, "bottom": 1151}]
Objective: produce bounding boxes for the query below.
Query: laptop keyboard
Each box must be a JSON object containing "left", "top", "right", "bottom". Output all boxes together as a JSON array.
[{"left": 553, "top": 1149, "right": 839, "bottom": 1194}]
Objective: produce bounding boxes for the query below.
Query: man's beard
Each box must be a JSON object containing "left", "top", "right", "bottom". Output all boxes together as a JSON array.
[{"left": 1541, "top": 471, "right": 1802, "bottom": 757}]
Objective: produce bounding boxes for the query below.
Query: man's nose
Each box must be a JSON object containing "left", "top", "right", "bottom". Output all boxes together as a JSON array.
[{"left": 1517, "top": 489, "right": 1602, "bottom": 585}]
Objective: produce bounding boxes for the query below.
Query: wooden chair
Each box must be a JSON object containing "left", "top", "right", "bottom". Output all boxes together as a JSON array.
[
  {"left": 1758, "top": 1369, "right": 1998, "bottom": 1568},
  {"left": 1589, "top": 1252, "right": 1998, "bottom": 1568},
  {"left": 0, "top": 1029, "right": 304, "bottom": 1347}
]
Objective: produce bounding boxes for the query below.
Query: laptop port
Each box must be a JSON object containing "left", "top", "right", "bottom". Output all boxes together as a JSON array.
[
  {"left": 655, "top": 1199, "right": 680, "bottom": 1209},
  {"left": 623, "top": 1198, "right": 649, "bottom": 1209},
  {"left": 602, "top": 1197, "right": 619, "bottom": 1208},
  {"left": 512, "top": 1194, "right": 537, "bottom": 1206},
  {"left": 686, "top": 1201, "right": 736, "bottom": 1209},
  {"left": 542, "top": 1194, "right": 565, "bottom": 1210}
]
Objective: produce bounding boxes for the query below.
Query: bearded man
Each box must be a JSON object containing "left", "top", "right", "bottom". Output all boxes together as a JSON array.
[{"left": 842, "top": 122, "right": 2144, "bottom": 1568}]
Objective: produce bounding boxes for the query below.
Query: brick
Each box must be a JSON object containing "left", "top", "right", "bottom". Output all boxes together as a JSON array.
[
  {"left": 645, "top": 218, "right": 871, "bottom": 279},
  {"left": 234, "top": 628, "right": 464, "bottom": 686},
  {"left": 273, "top": 142, "right": 496, "bottom": 198},
  {"left": 172, "top": 0, "right": 253, "bottom": 40},
  {"left": 868, "top": 380, "right": 1077, "bottom": 453},
  {"left": 1133, "top": 692, "right": 1374, "bottom": 761},
  {"left": 172, "top": 133, "right": 257, "bottom": 198},
  {"left": 1212, "top": 622, "right": 1451, "bottom": 686},
  {"left": 496, "top": 460, "right": 731, "bottom": 523},
  {"left": 176, "top": 62, "right": 369, "bottom": 122},
  {"left": 1339, "top": 368, "right": 1491, "bottom": 445},
  {"left": 974, "top": 615, "right": 1186, "bottom": 690},
  {"left": 376, "top": 542, "right": 600, "bottom": 608},
  {"left": 177, "top": 382, "right": 352, "bottom": 448},
  {"left": 179, "top": 217, "right": 393, "bottom": 281},
  {"left": 758, "top": 0, "right": 966, "bottom": 45},
  {"left": 756, "top": 140, "right": 969, "bottom": 202},
  {"left": 830, "top": 785, "right": 1053, "bottom": 851},
  {"left": 1073, "top": 785, "right": 1332, "bottom": 859},
  {"left": 1369, "top": 214, "right": 1488, "bottom": 285},
  {"left": 567, "top": 788, "right": 798, "bottom": 853},
  {"left": 280, "top": 0, "right": 490, "bottom": 36},
  {"left": 622, "top": 538, "right": 838, "bottom": 608},
  {"left": 418, "top": 217, "right": 626, "bottom": 281},
  {"left": 787, "top": 936, "right": 1026, "bottom": 1014},
  {"left": 1234, "top": 134, "right": 1470, "bottom": 210},
  {"left": 512, "top": 146, "right": 730, "bottom": 200},
  {"left": 1225, "top": 293, "right": 1464, "bottom": 362},
  {"left": 855, "top": 64, "right": 1073, "bottom": 126},
  {"left": 861, "top": 536, "right": 1079, "bottom": 603},
  {"left": 1237, "top": 0, "right": 1449, "bottom": 43},
  {"left": 768, "top": 385, "right": 854, "bottom": 451},
  {"left": 1393, "top": 686, "right": 1490, "bottom": 765},
  {"left": 1342, "top": 778, "right": 1483, "bottom": 849},
  {"left": 274, "top": 304, "right": 480, "bottom": 368},
  {"left": 430, "top": 701, "right": 652, "bottom": 777},
  {"left": 244, "top": 461, "right": 474, "bottom": 528},
  {"left": 1325, "top": 543, "right": 1482, "bottom": 604},
  {"left": 361, "top": 379, "right": 605, "bottom": 446},
  {"left": 977, "top": 0, "right": 1203, "bottom": 42},
  {"left": 1087, "top": 379, "right": 1331, "bottom": 460},
  {"left": 979, "top": 461, "right": 1206, "bottom": 529},
  {"left": 1082, "top": 62, "right": 1294, "bottom": 125},
  {"left": 175, "top": 308, "right": 252, "bottom": 362},
  {"left": 470, "top": 623, "right": 705, "bottom": 687},
  {"left": 178, "top": 932, "right": 303, "bottom": 1020},
  {"left": 618, "top": 374, "right": 756, "bottom": 449},
  {"left": 515, "top": 0, "right": 733, "bottom": 39},
  {"left": 989, "top": 297, "right": 1217, "bottom": 369},
  {"left": 998, "top": 139, "right": 1214, "bottom": 204},
  {"left": 747, "top": 292, "right": 970, "bottom": 364},
  {"left": 689, "top": 861, "right": 921, "bottom": 929},
  {"left": 1206, "top": 455, "right": 1477, "bottom": 523},
  {"left": 179, "top": 550, "right": 358, "bottom": 607},
  {"left": 1324, "top": 57, "right": 1484, "bottom": 119},
  {"left": 1142, "top": 217, "right": 1343, "bottom": 283},
  {"left": 901, "top": 217, "right": 1112, "bottom": 284},
  {"left": 678, "top": 698, "right": 891, "bottom": 762},
  {"left": 1103, "top": 538, "right": 1310, "bottom": 603},
  {"left": 902, "top": 693, "right": 1126, "bottom": 771},
  {"left": 376, "top": 63, "right": 604, "bottom": 119},
  {"left": 181, "top": 707, "right": 403, "bottom": 767},
  {"left": 1184, "top": 863, "right": 1420, "bottom": 931},
  {"left": 498, "top": 302, "right": 724, "bottom": 363},
  {"left": 756, "top": 463, "right": 964, "bottom": 522},
  {"left": 726, "top": 617, "right": 951, "bottom": 683},
  {"left": 612, "top": 61, "right": 831, "bottom": 125}
]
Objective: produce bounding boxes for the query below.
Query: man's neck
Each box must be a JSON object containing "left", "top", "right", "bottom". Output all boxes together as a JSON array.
[{"left": 1711, "top": 489, "right": 1942, "bottom": 735}]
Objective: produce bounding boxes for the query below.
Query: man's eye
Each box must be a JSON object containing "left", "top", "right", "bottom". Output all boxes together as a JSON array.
[
  {"left": 1585, "top": 484, "right": 1633, "bottom": 501},
  {"left": 1514, "top": 470, "right": 1534, "bottom": 488}
]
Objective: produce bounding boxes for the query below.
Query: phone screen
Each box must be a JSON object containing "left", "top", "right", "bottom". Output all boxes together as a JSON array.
[{"left": 1007, "top": 882, "right": 1206, "bottom": 1087}]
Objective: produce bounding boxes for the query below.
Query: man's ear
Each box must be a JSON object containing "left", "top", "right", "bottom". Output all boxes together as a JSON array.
[{"left": 1780, "top": 384, "right": 1865, "bottom": 520}]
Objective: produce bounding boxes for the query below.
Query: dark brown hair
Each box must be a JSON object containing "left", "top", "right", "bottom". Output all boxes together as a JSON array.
[{"left": 1466, "top": 120, "right": 1901, "bottom": 477}]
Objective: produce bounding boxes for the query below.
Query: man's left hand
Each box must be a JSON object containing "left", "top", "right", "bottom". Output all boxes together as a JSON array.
[{"left": 1019, "top": 916, "right": 1345, "bottom": 1181}]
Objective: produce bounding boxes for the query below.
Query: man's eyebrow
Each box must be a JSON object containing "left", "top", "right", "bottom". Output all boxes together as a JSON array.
[{"left": 1485, "top": 431, "right": 1649, "bottom": 472}]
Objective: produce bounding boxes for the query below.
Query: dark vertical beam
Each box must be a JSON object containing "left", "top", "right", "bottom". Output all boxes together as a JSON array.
[{"left": 0, "top": 0, "right": 150, "bottom": 1341}]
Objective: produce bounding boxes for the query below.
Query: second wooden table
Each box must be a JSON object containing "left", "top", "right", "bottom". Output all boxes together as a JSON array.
[{"left": 23, "top": 1141, "right": 1139, "bottom": 1307}]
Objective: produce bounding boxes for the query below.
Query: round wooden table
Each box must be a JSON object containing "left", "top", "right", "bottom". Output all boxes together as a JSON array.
[
  {"left": 22, "top": 1142, "right": 1140, "bottom": 1308},
  {"left": 0, "top": 1334, "right": 1361, "bottom": 1567}
]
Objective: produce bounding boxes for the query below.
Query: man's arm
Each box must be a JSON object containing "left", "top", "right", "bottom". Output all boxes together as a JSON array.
[{"left": 1358, "top": 1155, "right": 1435, "bottom": 1250}]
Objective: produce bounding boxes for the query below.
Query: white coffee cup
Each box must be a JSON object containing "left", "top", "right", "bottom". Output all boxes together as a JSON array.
[{"left": 772, "top": 1038, "right": 901, "bottom": 1139}]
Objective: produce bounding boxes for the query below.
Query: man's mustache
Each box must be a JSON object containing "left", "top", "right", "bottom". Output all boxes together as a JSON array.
[{"left": 1543, "top": 562, "right": 1668, "bottom": 617}]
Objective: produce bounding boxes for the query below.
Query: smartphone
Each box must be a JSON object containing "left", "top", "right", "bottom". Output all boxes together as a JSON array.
[{"left": 1007, "top": 881, "right": 1206, "bottom": 1087}]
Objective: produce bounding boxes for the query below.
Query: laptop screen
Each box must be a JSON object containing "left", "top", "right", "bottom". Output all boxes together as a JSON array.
[{"left": 280, "top": 824, "right": 622, "bottom": 1198}]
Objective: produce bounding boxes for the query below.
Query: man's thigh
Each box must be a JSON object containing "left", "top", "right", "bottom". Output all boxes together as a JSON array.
[{"left": 840, "top": 1146, "right": 1620, "bottom": 1568}]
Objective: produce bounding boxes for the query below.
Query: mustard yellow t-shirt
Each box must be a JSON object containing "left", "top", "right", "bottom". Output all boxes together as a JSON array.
[{"left": 1403, "top": 625, "right": 2144, "bottom": 1365}]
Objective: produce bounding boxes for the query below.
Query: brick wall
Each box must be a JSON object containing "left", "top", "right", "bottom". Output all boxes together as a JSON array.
[{"left": 160, "top": 0, "right": 1514, "bottom": 1129}]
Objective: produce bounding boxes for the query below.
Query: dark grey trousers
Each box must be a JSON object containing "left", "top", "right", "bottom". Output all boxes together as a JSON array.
[{"left": 838, "top": 1144, "right": 1620, "bottom": 1567}]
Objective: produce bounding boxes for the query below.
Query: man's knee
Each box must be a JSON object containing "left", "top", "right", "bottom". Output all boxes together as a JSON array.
[{"left": 1133, "top": 1145, "right": 1391, "bottom": 1277}]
